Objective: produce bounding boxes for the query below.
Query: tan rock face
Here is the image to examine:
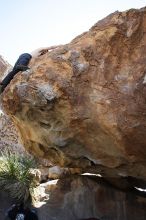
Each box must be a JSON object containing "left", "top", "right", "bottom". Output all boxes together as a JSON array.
[
  {"left": 0, "top": 56, "right": 25, "bottom": 154},
  {"left": 35, "top": 176, "right": 146, "bottom": 220},
  {"left": 2, "top": 8, "right": 146, "bottom": 180},
  {"left": 0, "top": 56, "right": 8, "bottom": 76},
  {"left": 0, "top": 55, "right": 11, "bottom": 78},
  {"left": 0, "top": 114, "right": 25, "bottom": 154}
]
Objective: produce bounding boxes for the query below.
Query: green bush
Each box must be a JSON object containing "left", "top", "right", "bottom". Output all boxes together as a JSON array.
[{"left": 0, "top": 151, "right": 38, "bottom": 203}]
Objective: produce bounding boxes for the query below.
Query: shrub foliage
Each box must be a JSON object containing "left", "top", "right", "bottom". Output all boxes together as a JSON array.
[{"left": 0, "top": 151, "right": 37, "bottom": 203}]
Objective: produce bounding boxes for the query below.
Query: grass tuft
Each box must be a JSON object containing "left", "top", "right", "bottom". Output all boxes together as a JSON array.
[{"left": 0, "top": 150, "right": 38, "bottom": 203}]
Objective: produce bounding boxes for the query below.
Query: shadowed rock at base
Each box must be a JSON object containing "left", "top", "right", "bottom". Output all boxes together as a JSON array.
[{"left": 35, "top": 175, "right": 146, "bottom": 220}]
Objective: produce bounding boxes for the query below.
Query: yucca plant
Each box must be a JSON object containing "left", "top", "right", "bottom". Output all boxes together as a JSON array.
[{"left": 0, "top": 151, "right": 38, "bottom": 203}]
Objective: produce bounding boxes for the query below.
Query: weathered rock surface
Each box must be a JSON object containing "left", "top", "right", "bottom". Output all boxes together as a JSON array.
[
  {"left": 2, "top": 8, "right": 146, "bottom": 184},
  {"left": 0, "top": 113, "right": 26, "bottom": 153},
  {"left": 0, "top": 55, "right": 11, "bottom": 78},
  {"left": 35, "top": 175, "right": 146, "bottom": 220},
  {"left": 0, "top": 56, "right": 26, "bottom": 154}
]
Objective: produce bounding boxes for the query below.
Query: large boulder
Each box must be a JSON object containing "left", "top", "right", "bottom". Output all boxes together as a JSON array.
[{"left": 2, "top": 8, "right": 146, "bottom": 182}]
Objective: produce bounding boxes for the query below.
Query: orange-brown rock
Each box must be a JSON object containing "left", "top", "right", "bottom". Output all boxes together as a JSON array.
[{"left": 2, "top": 8, "right": 146, "bottom": 182}]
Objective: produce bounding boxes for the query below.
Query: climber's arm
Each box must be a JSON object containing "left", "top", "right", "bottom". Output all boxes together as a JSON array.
[
  {"left": 39, "top": 45, "right": 62, "bottom": 55},
  {"left": 31, "top": 45, "right": 62, "bottom": 58}
]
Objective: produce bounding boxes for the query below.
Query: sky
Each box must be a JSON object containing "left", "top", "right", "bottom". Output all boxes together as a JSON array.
[{"left": 0, "top": 0, "right": 146, "bottom": 65}]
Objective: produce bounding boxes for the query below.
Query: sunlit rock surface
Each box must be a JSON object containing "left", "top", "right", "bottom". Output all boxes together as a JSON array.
[
  {"left": 2, "top": 8, "right": 146, "bottom": 184},
  {"left": 0, "top": 55, "right": 11, "bottom": 78}
]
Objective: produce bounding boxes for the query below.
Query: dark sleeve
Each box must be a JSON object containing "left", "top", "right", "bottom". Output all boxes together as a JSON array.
[{"left": 4, "top": 217, "right": 11, "bottom": 220}]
